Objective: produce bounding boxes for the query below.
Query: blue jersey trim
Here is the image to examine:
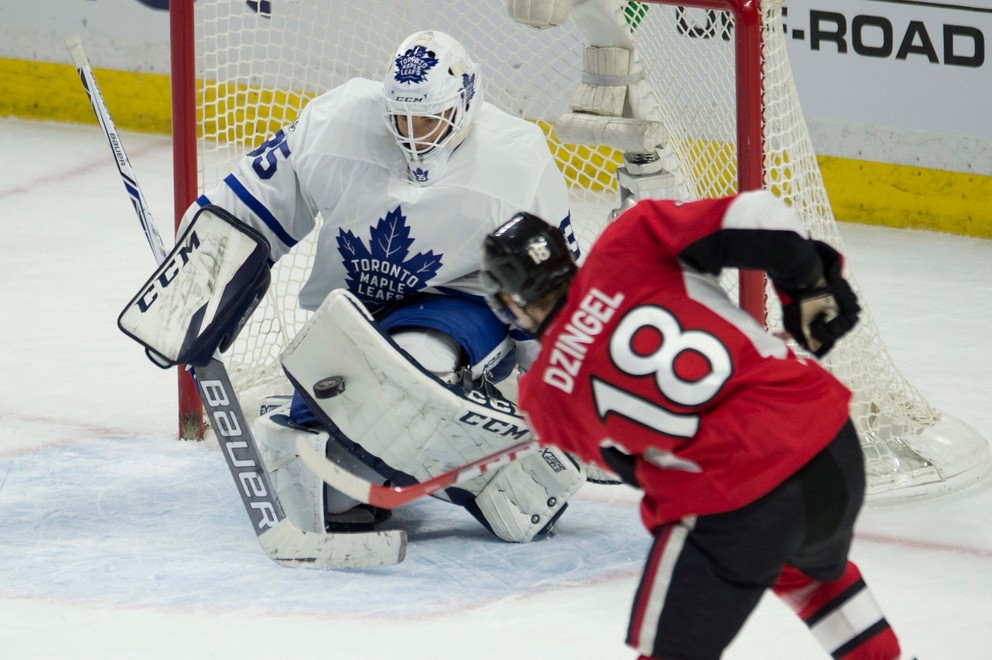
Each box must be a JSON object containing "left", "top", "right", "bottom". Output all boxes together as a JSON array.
[
  {"left": 378, "top": 295, "right": 509, "bottom": 368},
  {"left": 223, "top": 174, "right": 297, "bottom": 250},
  {"left": 431, "top": 286, "right": 487, "bottom": 305}
]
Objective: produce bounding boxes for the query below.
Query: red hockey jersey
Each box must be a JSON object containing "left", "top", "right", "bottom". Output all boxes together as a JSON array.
[{"left": 518, "top": 192, "right": 852, "bottom": 530}]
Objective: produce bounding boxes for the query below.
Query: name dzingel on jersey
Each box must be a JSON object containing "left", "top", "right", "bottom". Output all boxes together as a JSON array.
[{"left": 543, "top": 287, "right": 625, "bottom": 395}]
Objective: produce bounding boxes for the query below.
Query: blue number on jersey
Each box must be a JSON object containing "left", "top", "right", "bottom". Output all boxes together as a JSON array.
[{"left": 249, "top": 129, "right": 291, "bottom": 180}]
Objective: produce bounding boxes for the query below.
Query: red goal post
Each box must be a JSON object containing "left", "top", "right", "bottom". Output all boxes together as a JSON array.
[
  {"left": 170, "top": 0, "right": 200, "bottom": 441},
  {"left": 169, "top": 0, "right": 989, "bottom": 503}
]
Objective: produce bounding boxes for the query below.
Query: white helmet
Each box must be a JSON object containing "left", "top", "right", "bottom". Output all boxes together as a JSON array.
[{"left": 383, "top": 31, "right": 483, "bottom": 186}]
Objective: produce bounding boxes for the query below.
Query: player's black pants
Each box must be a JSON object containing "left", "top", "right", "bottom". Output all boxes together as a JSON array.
[{"left": 627, "top": 420, "right": 865, "bottom": 660}]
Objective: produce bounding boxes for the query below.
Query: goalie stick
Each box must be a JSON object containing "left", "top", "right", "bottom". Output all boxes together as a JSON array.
[
  {"left": 194, "top": 358, "right": 405, "bottom": 568},
  {"left": 67, "top": 35, "right": 406, "bottom": 568},
  {"left": 66, "top": 35, "right": 168, "bottom": 263},
  {"left": 297, "top": 436, "right": 540, "bottom": 509}
]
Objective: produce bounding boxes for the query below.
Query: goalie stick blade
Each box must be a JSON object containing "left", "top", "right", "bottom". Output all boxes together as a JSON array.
[
  {"left": 259, "top": 519, "right": 407, "bottom": 569},
  {"left": 296, "top": 436, "right": 540, "bottom": 509}
]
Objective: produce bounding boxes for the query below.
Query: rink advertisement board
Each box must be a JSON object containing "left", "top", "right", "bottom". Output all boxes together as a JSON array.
[
  {"left": 1, "top": 0, "right": 988, "bottom": 188},
  {"left": 1, "top": 0, "right": 987, "bottom": 175},
  {"left": 0, "top": 0, "right": 171, "bottom": 75},
  {"left": 780, "top": 0, "right": 990, "bottom": 172}
]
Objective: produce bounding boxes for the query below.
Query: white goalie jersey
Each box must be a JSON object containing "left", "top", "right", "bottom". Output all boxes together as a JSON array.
[{"left": 181, "top": 78, "right": 576, "bottom": 314}]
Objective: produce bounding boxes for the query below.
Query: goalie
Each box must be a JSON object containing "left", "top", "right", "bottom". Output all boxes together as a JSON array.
[{"left": 176, "top": 30, "right": 586, "bottom": 544}]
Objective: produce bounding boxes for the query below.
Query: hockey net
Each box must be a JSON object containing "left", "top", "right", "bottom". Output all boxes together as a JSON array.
[{"left": 174, "top": 0, "right": 989, "bottom": 503}]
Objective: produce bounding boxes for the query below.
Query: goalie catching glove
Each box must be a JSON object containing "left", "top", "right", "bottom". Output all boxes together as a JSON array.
[
  {"left": 118, "top": 205, "right": 270, "bottom": 368},
  {"left": 778, "top": 241, "right": 860, "bottom": 358}
]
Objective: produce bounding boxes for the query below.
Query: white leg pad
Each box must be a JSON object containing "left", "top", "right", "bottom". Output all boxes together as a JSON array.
[
  {"left": 389, "top": 328, "right": 461, "bottom": 385},
  {"left": 322, "top": 438, "right": 388, "bottom": 514},
  {"left": 254, "top": 410, "right": 327, "bottom": 533},
  {"left": 281, "top": 290, "right": 534, "bottom": 484},
  {"left": 474, "top": 446, "right": 586, "bottom": 542}
]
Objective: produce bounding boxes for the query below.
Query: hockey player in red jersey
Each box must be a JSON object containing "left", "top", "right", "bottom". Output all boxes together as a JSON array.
[{"left": 480, "top": 190, "right": 904, "bottom": 659}]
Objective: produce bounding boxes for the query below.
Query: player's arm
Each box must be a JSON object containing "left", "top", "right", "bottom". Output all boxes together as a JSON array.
[
  {"left": 528, "top": 135, "right": 581, "bottom": 260},
  {"left": 677, "top": 190, "right": 860, "bottom": 357},
  {"left": 178, "top": 113, "right": 320, "bottom": 264},
  {"left": 673, "top": 190, "right": 818, "bottom": 282}
]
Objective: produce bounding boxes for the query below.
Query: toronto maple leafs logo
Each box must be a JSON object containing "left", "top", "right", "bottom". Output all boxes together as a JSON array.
[
  {"left": 461, "top": 72, "right": 476, "bottom": 107},
  {"left": 394, "top": 46, "right": 439, "bottom": 84},
  {"left": 412, "top": 167, "right": 430, "bottom": 183},
  {"left": 336, "top": 205, "right": 443, "bottom": 309}
]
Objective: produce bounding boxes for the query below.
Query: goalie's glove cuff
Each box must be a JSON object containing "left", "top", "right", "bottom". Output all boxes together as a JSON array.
[{"left": 778, "top": 241, "right": 861, "bottom": 358}]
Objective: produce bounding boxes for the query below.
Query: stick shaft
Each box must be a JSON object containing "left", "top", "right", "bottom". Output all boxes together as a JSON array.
[
  {"left": 298, "top": 437, "right": 540, "bottom": 509},
  {"left": 65, "top": 35, "right": 168, "bottom": 264}
]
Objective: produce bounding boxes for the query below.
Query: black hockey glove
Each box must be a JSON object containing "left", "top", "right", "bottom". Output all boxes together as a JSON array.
[
  {"left": 599, "top": 446, "right": 640, "bottom": 489},
  {"left": 780, "top": 241, "right": 861, "bottom": 358}
]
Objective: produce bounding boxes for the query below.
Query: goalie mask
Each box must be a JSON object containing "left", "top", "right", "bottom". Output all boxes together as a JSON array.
[
  {"left": 480, "top": 212, "right": 577, "bottom": 336},
  {"left": 383, "top": 30, "right": 483, "bottom": 186}
]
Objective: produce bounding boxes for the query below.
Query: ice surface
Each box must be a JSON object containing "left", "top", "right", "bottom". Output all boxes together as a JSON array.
[{"left": 1, "top": 118, "right": 990, "bottom": 659}]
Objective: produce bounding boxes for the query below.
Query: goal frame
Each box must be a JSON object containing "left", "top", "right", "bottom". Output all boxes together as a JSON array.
[
  {"left": 166, "top": 0, "right": 992, "bottom": 505},
  {"left": 167, "top": 0, "right": 768, "bottom": 439},
  {"left": 171, "top": 0, "right": 201, "bottom": 440}
]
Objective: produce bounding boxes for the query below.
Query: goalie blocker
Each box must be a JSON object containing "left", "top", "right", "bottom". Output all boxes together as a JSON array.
[{"left": 118, "top": 205, "right": 271, "bottom": 369}]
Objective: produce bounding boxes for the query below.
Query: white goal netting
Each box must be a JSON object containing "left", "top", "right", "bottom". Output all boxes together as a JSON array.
[{"left": 184, "top": 0, "right": 989, "bottom": 502}]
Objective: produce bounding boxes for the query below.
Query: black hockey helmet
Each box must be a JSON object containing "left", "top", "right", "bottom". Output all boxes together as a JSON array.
[{"left": 480, "top": 212, "right": 577, "bottom": 328}]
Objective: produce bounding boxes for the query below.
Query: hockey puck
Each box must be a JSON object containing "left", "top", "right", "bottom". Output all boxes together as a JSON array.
[{"left": 313, "top": 376, "right": 346, "bottom": 399}]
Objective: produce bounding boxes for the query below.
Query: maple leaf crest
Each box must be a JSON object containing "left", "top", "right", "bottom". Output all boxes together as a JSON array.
[
  {"left": 336, "top": 205, "right": 443, "bottom": 309},
  {"left": 393, "top": 45, "right": 439, "bottom": 84}
]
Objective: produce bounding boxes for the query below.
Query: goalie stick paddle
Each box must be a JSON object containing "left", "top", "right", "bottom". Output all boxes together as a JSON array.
[
  {"left": 297, "top": 436, "right": 540, "bottom": 509},
  {"left": 68, "top": 36, "right": 407, "bottom": 569},
  {"left": 196, "top": 359, "right": 406, "bottom": 568}
]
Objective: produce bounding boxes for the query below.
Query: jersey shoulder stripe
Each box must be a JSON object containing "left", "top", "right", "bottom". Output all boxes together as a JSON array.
[{"left": 223, "top": 173, "right": 297, "bottom": 250}]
